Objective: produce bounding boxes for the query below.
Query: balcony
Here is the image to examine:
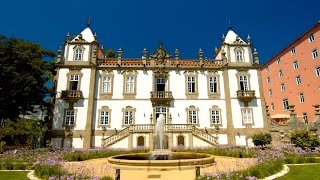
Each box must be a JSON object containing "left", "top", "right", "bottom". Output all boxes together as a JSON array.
[
  {"left": 150, "top": 91, "right": 173, "bottom": 106},
  {"left": 236, "top": 90, "right": 256, "bottom": 102},
  {"left": 61, "top": 90, "right": 82, "bottom": 103}
]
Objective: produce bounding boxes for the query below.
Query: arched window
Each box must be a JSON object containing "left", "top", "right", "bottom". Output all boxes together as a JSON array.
[
  {"left": 234, "top": 47, "right": 244, "bottom": 62},
  {"left": 74, "top": 47, "right": 84, "bottom": 61}
]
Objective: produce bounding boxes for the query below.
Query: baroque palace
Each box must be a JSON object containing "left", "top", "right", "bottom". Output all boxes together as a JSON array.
[{"left": 51, "top": 25, "right": 269, "bottom": 149}]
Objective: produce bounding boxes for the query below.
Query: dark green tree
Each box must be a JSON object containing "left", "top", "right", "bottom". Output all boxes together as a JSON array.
[
  {"left": 0, "top": 36, "right": 55, "bottom": 122},
  {"left": 0, "top": 36, "right": 55, "bottom": 148},
  {"left": 252, "top": 132, "right": 272, "bottom": 149},
  {"left": 105, "top": 48, "right": 116, "bottom": 58},
  {"left": 291, "top": 130, "right": 320, "bottom": 148}
]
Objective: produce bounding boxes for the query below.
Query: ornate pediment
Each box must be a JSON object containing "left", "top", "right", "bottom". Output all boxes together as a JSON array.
[{"left": 150, "top": 43, "right": 171, "bottom": 64}]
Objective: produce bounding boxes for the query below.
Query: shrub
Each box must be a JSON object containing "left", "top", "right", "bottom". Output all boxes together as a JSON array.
[
  {"left": 34, "top": 164, "right": 66, "bottom": 179},
  {"left": 252, "top": 132, "right": 272, "bottom": 149},
  {"left": 290, "top": 130, "right": 320, "bottom": 148}
]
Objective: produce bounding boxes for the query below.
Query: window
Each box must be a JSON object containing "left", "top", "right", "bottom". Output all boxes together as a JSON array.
[
  {"left": 242, "top": 108, "right": 253, "bottom": 124},
  {"left": 186, "top": 105, "right": 199, "bottom": 125},
  {"left": 187, "top": 77, "right": 196, "bottom": 93},
  {"left": 67, "top": 70, "right": 82, "bottom": 91},
  {"left": 209, "top": 77, "right": 218, "bottom": 93},
  {"left": 98, "top": 106, "right": 111, "bottom": 127},
  {"left": 283, "top": 99, "right": 289, "bottom": 110},
  {"left": 122, "top": 106, "right": 136, "bottom": 127},
  {"left": 239, "top": 76, "right": 249, "bottom": 90},
  {"left": 293, "top": 61, "right": 299, "bottom": 70},
  {"left": 125, "top": 76, "right": 134, "bottom": 93},
  {"left": 309, "top": 33, "right": 315, "bottom": 42},
  {"left": 278, "top": 70, "right": 283, "bottom": 78},
  {"left": 123, "top": 71, "right": 137, "bottom": 98},
  {"left": 235, "top": 49, "right": 244, "bottom": 62},
  {"left": 69, "top": 75, "right": 79, "bottom": 90},
  {"left": 265, "top": 66, "right": 269, "bottom": 72},
  {"left": 277, "top": 58, "right": 281, "bottom": 64},
  {"left": 74, "top": 47, "right": 84, "bottom": 61},
  {"left": 102, "top": 76, "right": 112, "bottom": 93},
  {"left": 100, "top": 71, "right": 114, "bottom": 98},
  {"left": 207, "top": 72, "right": 220, "bottom": 98},
  {"left": 299, "top": 93, "right": 305, "bottom": 103},
  {"left": 65, "top": 110, "right": 75, "bottom": 126},
  {"left": 267, "top": 77, "right": 271, "bottom": 84},
  {"left": 269, "top": 89, "right": 272, "bottom": 96},
  {"left": 281, "top": 83, "right": 285, "bottom": 91},
  {"left": 296, "top": 76, "right": 302, "bottom": 85},
  {"left": 185, "top": 71, "right": 198, "bottom": 98},
  {"left": 271, "top": 103, "right": 275, "bottom": 111},
  {"left": 210, "top": 105, "right": 221, "bottom": 126},
  {"left": 312, "top": 49, "right": 318, "bottom": 59},
  {"left": 291, "top": 47, "right": 296, "bottom": 55},
  {"left": 156, "top": 78, "right": 166, "bottom": 92},
  {"left": 303, "top": 113, "right": 308, "bottom": 123},
  {"left": 316, "top": 67, "right": 320, "bottom": 77}
]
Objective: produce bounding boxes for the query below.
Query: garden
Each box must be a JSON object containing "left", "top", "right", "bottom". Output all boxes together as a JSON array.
[{"left": 0, "top": 130, "right": 319, "bottom": 180}]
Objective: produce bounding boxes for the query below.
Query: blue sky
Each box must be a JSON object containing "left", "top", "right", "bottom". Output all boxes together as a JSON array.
[{"left": 0, "top": 0, "right": 319, "bottom": 63}]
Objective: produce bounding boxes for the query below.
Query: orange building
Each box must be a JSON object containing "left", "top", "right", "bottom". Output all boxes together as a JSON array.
[{"left": 262, "top": 21, "right": 320, "bottom": 123}]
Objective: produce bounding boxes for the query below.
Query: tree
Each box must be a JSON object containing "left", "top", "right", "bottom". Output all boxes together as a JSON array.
[
  {"left": 105, "top": 48, "right": 116, "bottom": 58},
  {"left": 252, "top": 132, "right": 272, "bottom": 149},
  {"left": 290, "top": 130, "right": 320, "bottom": 148},
  {"left": 0, "top": 36, "right": 55, "bottom": 122}
]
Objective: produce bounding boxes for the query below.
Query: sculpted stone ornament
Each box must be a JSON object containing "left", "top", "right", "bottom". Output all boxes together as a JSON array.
[{"left": 151, "top": 43, "right": 171, "bottom": 64}]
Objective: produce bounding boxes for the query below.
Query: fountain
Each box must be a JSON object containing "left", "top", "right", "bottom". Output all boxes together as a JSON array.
[
  {"left": 152, "top": 114, "right": 170, "bottom": 160},
  {"left": 107, "top": 114, "right": 215, "bottom": 168}
]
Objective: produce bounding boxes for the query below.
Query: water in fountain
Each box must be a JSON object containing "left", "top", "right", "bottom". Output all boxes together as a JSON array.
[
  {"left": 155, "top": 114, "right": 165, "bottom": 150},
  {"left": 153, "top": 114, "right": 170, "bottom": 160}
]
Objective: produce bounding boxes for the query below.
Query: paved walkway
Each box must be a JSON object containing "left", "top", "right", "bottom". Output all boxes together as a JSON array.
[{"left": 64, "top": 156, "right": 257, "bottom": 180}]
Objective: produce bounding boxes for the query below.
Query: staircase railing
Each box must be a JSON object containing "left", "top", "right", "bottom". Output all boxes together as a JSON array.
[
  {"left": 102, "top": 127, "right": 130, "bottom": 147},
  {"left": 191, "top": 126, "right": 217, "bottom": 146}
]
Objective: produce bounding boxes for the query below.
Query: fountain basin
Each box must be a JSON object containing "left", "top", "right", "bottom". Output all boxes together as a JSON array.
[{"left": 107, "top": 152, "right": 215, "bottom": 167}]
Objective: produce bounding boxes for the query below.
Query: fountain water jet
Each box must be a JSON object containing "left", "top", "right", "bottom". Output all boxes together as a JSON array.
[{"left": 153, "top": 114, "right": 169, "bottom": 160}]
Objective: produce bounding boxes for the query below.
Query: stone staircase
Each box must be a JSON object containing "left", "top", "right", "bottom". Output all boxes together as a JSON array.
[
  {"left": 102, "top": 124, "right": 217, "bottom": 147},
  {"left": 102, "top": 127, "right": 130, "bottom": 147},
  {"left": 191, "top": 126, "right": 217, "bottom": 146}
]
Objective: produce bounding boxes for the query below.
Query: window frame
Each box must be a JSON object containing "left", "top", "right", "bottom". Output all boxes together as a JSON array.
[
  {"left": 100, "top": 71, "right": 114, "bottom": 99},
  {"left": 122, "top": 71, "right": 137, "bottom": 99},
  {"left": 277, "top": 57, "right": 281, "bottom": 64},
  {"left": 64, "top": 109, "right": 77, "bottom": 128},
  {"left": 283, "top": 98, "right": 289, "bottom": 111},
  {"left": 281, "top": 83, "right": 285, "bottom": 92},
  {"left": 299, "top": 93, "right": 305, "bottom": 103},
  {"left": 185, "top": 105, "right": 199, "bottom": 126},
  {"left": 296, "top": 76, "right": 302, "bottom": 85},
  {"left": 209, "top": 105, "right": 222, "bottom": 127},
  {"left": 278, "top": 70, "right": 283, "bottom": 78},
  {"left": 309, "top": 33, "right": 315, "bottom": 42},
  {"left": 290, "top": 47, "right": 296, "bottom": 55},
  {"left": 98, "top": 106, "right": 111, "bottom": 128},
  {"left": 66, "top": 70, "right": 83, "bottom": 91},
  {"left": 241, "top": 108, "right": 254, "bottom": 126},
  {"left": 206, "top": 71, "right": 220, "bottom": 99},
  {"left": 293, "top": 61, "right": 299, "bottom": 70},
  {"left": 236, "top": 71, "right": 251, "bottom": 91},
  {"left": 312, "top": 49, "right": 318, "bottom": 59},
  {"left": 122, "top": 106, "right": 136, "bottom": 127},
  {"left": 316, "top": 67, "right": 320, "bottom": 77},
  {"left": 234, "top": 47, "right": 244, "bottom": 62},
  {"left": 73, "top": 46, "right": 85, "bottom": 61},
  {"left": 184, "top": 71, "right": 199, "bottom": 99}
]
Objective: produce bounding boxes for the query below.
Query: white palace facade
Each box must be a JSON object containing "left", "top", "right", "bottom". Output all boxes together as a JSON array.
[{"left": 51, "top": 26, "right": 269, "bottom": 149}]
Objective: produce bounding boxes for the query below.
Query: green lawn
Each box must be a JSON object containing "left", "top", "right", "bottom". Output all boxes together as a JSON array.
[
  {"left": 277, "top": 164, "right": 320, "bottom": 180},
  {"left": 0, "top": 171, "right": 29, "bottom": 180}
]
